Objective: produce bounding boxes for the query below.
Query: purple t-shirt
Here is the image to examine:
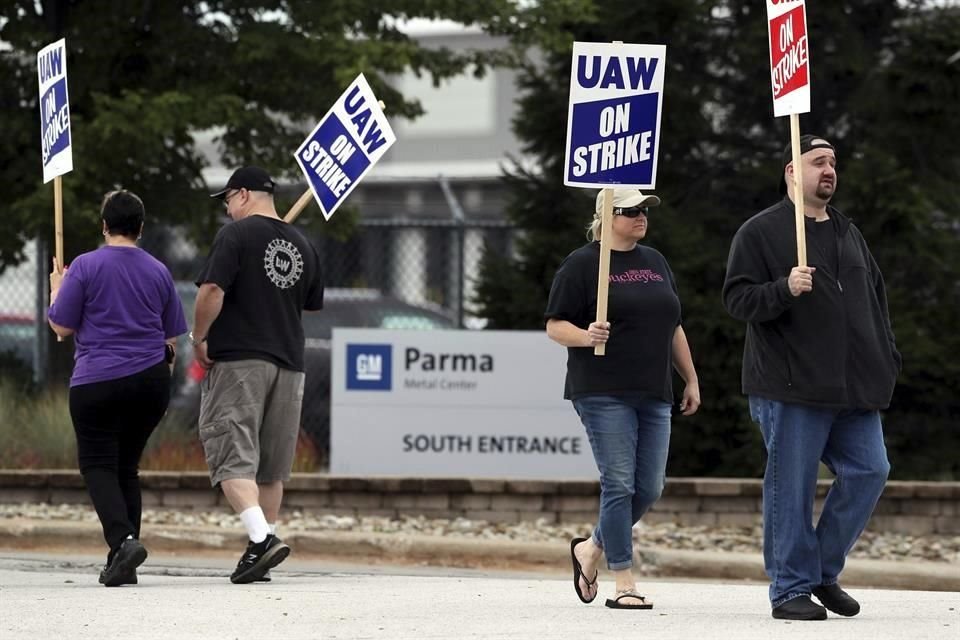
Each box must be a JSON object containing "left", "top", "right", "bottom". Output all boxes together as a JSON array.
[{"left": 48, "top": 246, "right": 188, "bottom": 386}]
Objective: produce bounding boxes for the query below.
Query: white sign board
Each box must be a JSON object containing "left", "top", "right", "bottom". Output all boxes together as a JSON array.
[
  {"left": 37, "top": 39, "right": 73, "bottom": 183},
  {"left": 294, "top": 73, "right": 396, "bottom": 221},
  {"left": 766, "top": 0, "right": 811, "bottom": 117},
  {"left": 331, "top": 329, "right": 599, "bottom": 480},
  {"left": 563, "top": 41, "right": 667, "bottom": 190}
]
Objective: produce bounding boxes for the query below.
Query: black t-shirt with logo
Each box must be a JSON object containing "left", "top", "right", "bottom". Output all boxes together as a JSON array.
[
  {"left": 196, "top": 215, "right": 324, "bottom": 371},
  {"left": 544, "top": 242, "right": 681, "bottom": 402}
]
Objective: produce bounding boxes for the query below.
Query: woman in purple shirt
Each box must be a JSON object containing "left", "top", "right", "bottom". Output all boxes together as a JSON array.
[{"left": 48, "top": 190, "right": 187, "bottom": 587}]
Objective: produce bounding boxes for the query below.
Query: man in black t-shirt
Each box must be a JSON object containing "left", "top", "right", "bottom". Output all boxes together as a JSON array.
[{"left": 193, "top": 166, "right": 324, "bottom": 584}]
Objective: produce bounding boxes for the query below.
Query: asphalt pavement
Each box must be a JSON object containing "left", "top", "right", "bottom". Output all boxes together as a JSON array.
[
  {"left": 2, "top": 516, "right": 958, "bottom": 592},
  {"left": 0, "top": 551, "right": 957, "bottom": 640}
]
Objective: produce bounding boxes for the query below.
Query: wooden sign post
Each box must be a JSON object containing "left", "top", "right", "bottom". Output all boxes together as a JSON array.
[
  {"left": 766, "top": 0, "right": 813, "bottom": 267},
  {"left": 594, "top": 188, "right": 614, "bottom": 355}
]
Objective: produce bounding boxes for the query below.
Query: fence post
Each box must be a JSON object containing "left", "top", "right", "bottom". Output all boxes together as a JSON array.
[
  {"left": 33, "top": 236, "right": 49, "bottom": 388},
  {"left": 438, "top": 175, "right": 466, "bottom": 328}
]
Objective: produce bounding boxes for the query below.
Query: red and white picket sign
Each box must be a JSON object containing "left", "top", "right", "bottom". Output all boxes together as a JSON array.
[{"left": 766, "top": 0, "right": 811, "bottom": 117}]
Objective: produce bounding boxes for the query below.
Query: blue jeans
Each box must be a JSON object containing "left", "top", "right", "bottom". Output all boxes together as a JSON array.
[
  {"left": 749, "top": 396, "right": 890, "bottom": 607},
  {"left": 572, "top": 395, "right": 671, "bottom": 570}
]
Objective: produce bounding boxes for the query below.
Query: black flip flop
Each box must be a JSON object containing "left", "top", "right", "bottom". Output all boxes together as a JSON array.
[
  {"left": 570, "top": 537, "right": 598, "bottom": 604},
  {"left": 605, "top": 590, "right": 654, "bottom": 610}
]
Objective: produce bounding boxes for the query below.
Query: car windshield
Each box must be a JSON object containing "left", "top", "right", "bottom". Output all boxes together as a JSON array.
[
  {"left": 301, "top": 300, "right": 453, "bottom": 338},
  {"left": 172, "top": 284, "right": 453, "bottom": 339},
  {"left": 0, "top": 324, "right": 34, "bottom": 340},
  {"left": 379, "top": 313, "right": 446, "bottom": 330}
]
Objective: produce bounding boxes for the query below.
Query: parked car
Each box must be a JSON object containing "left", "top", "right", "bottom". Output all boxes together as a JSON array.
[
  {"left": 0, "top": 314, "right": 36, "bottom": 375},
  {"left": 165, "top": 288, "right": 456, "bottom": 457},
  {"left": 171, "top": 281, "right": 199, "bottom": 391}
]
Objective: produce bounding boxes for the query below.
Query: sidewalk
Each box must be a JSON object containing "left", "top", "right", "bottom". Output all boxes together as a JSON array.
[{"left": 2, "top": 516, "right": 957, "bottom": 592}]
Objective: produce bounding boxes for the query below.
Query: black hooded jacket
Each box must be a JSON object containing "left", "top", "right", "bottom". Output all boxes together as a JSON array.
[{"left": 722, "top": 198, "right": 900, "bottom": 410}]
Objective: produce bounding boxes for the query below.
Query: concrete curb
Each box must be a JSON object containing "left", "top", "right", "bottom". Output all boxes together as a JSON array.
[{"left": 1, "top": 518, "right": 957, "bottom": 592}]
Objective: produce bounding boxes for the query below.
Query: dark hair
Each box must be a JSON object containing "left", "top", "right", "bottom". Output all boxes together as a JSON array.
[{"left": 101, "top": 190, "right": 145, "bottom": 238}]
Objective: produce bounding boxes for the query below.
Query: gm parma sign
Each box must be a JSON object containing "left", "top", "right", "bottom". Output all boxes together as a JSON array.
[
  {"left": 563, "top": 41, "right": 667, "bottom": 189},
  {"left": 331, "top": 329, "right": 598, "bottom": 480}
]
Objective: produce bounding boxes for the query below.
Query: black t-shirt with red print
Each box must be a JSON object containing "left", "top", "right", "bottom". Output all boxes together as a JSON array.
[{"left": 544, "top": 241, "right": 681, "bottom": 402}]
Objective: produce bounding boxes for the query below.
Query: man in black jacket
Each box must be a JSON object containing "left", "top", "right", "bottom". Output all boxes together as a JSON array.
[{"left": 722, "top": 135, "right": 900, "bottom": 621}]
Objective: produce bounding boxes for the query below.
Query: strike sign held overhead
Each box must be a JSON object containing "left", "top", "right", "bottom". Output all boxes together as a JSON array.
[
  {"left": 564, "top": 42, "right": 667, "bottom": 190},
  {"left": 766, "top": 0, "right": 812, "bottom": 117},
  {"left": 295, "top": 74, "right": 396, "bottom": 221},
  {"left": 37, "top": 39, "right": 73, "bottom": 183}
]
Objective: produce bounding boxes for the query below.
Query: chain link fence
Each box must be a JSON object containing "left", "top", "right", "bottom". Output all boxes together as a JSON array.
[
  {"left": 0, "top": 238, "right": 46, "bottom": 388},
  {"left": 0, "top": 177, "right": 516, "bottom": 458}
]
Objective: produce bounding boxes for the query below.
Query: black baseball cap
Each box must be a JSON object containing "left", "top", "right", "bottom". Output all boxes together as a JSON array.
[
  {"left": 209, "top": 166, "right": 276, "bottom": 199},
  {"left": 779, "top": 135, "right": 836, "bottom": 194}
]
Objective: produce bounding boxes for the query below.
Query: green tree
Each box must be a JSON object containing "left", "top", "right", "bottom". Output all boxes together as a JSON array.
[
  {"left": 0, "top": 0, "right": 527, "bottom": 270},
  {"left": 476, "top": 0, "right": 960, "bottom": 478},
  {"left": 846, "top": 2, "right": 960, "bottom": 480}
]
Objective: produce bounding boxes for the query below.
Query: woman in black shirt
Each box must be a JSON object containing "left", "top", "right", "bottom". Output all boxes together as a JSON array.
[{"left": 545, "top": 188, "right": 700, "bottom": 610}]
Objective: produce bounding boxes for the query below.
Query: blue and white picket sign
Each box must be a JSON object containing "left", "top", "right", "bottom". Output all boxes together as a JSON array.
[
  {"left": 37, "top": 39, "right": 73, "bottom": 184},
  {"left": 563, "top": 42, "right": 667, "bottom": 190},
  {"left": 294, "top": 74, "right": 396, "bottom": 221}
]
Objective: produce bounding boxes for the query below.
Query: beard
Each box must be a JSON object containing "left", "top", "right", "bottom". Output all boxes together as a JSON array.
[{"left": 815, "top": 181, "right": 835, "bottom": 201}]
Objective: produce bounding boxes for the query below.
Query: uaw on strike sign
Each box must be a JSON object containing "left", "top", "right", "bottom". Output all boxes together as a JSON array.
[
  {"left": 767, "top": 0, "right": 811, "bottom": 117},
  {"left": 564, "top": 42, "right": 666, "bottom": 189},
  {"left": 294, "top": 73, "right": 396, "bottom": 221},
  {"left": 37, "top": 39, "right": 73, "bottom": 183}
]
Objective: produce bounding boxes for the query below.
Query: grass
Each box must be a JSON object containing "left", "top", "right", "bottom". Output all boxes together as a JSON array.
[
  {"left": 0, "top": 380, "right": 76, "bottom": 468},
  {"left": 0, "top": 380, "right": 323, "bottom": 472}
]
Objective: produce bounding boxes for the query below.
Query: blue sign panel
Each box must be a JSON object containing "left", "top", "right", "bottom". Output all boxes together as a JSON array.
[
  {"left": 566, "top": 93, "right": 660, "bottom": 186},
  {"left": 298, "top": 117, "right": 371, "bottom": 215},
  {"left": 346, "top": 343, "right": 393, "bottom": 391}
]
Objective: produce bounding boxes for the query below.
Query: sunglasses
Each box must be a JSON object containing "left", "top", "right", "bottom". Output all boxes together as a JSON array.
[
  {"left": 613, "top": 206, "right": 649, "bottom": 218},
  {"left": 223, "top": 189, "right": 242, "bottom": 209}
]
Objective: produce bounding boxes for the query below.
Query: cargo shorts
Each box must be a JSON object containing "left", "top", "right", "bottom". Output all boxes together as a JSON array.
[{"left": 198, "top": 359, "right": 305, "bottom": 487}]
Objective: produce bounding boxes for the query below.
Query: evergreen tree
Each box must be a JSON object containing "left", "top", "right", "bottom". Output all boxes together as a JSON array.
[{"left": 476, "top": 0, "right": 960, "bottom": 478}]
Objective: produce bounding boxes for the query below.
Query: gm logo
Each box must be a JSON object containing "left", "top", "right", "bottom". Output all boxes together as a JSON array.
[{"left": 346, "top": 344, "right": 392, "bottom": 390}]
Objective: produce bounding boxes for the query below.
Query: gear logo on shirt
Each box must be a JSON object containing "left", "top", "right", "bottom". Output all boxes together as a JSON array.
[{"left": 263, "top": 238, "right": 304, "bottom": 289}]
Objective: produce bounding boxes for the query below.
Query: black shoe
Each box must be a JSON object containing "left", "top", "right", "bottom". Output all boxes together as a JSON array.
[
  {"left": 100, "top": 538, "right": 147, "bottom": 587},
  {"left": 230, "top": 535, "right": 290, "bottom": 584},
  {"left": 771, "top": 595, "right": 828, "bottom": 620},
  {"left": 813, "top": 583, "right": 860, "bottom": 617},
  {"left": 98, "top": 566, "right": 137, "bottom": 585}
]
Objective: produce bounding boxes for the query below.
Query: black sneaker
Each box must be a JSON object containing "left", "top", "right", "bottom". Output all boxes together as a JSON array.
[
  {"left": 98, "top": 566, "right": 137, "bottom": 585},
  {"left": 771, "top": 595, "right": 828, "bottom": 620},
  {"left": 100, "top": 538, "right": 147, "bottom": 587},
  {"left": 230, "top": 535, "right": 290, "bottom": 584},
  {"left": 813, "top": 583, "right": 860, "bottom": 617}
]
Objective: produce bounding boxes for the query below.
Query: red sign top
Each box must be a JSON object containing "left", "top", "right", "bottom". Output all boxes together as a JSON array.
[{"left": 769, "top": 6, "right": 809, "bottom": 100}]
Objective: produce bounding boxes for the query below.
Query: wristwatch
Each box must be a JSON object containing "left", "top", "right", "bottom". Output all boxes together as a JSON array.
[{"left": 188, "top": 331, "right": 206, "bottom": 347}]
